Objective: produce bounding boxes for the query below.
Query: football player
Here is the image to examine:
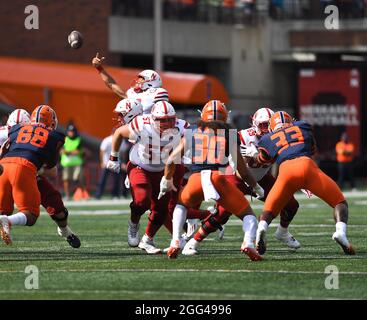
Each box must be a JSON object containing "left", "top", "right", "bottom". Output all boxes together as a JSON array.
[
  {"left": 92, "top": 53, "right": 169, "bottom": 114},
  {"left": 0, "top": 106, "right": 68, "bottom": 245},
  {"left": 253, "top": 111, "right": 355, "bottom": 256},
  {"left": 0, "top": 109, "right": 80, "bottom": 248},
  {"left": 107, "top": 100, "right": 189, "bottom": 254},
  {"left": 183, "top": 107, "right": 300, "bottom": 255},
  {"left": 158, "top": 100, "right": 264, "bottom": 261}
]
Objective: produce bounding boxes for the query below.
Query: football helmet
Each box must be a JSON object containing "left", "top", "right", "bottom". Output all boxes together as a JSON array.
[
  {"left": 31, "top": 105, "right": 58, "bottom": 130},
  {"left": 132, "top": 69, "right": 162, "bottom": 93},
  {"left": 200, "top": 100, "right": 228, "bottom": 122},
  {"left": 114, "top": 98, "right": 143, "bottom": 125},
  {"left": 151, "top": 101, "right": 176, "bottom": 133},
  {"left": 7, "top": 109, "right": 31, "bottom": 127},
  {"left": 252, "top": 107, "right": 274, "bottom": 136},
  {"left": 269, "top": 111, "right": 293, "bottom": 133}
]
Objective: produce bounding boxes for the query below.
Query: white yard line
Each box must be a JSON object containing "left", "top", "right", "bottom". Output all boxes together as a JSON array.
[{"left": 1, "top": 268, "right": 366, "bottom": 275}]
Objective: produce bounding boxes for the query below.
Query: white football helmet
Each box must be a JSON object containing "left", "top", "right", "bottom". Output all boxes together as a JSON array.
[
  {"left": 114, "top": 98, "right": 143, "bottom": 125},
  {"left": 7, "top": 109, "right": 31, "bottom": 127},
  {"left": 151, "top": 101, "right": 176, "bottom": 133},
  {"left": 132, "top": 69, "right": 162, "bottom": 92},
  {"left": 252, "top": 107, "right": 274, "bottom": 136}
]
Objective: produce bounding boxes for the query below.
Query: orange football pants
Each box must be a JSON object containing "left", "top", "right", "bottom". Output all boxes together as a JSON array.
[
  {"left": 0, "top": 157, "right": 41, "bottom": 216},
  {"left": 264, "top": 156, "right": 345, "bottom": 216},
  {"left": 179, "top": 171, "right": 249, "bottom": 216}
]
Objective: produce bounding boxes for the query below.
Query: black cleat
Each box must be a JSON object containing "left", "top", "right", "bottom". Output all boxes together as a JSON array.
[{"left": 66, "top": 234, "right": 81, "bottom": 248}]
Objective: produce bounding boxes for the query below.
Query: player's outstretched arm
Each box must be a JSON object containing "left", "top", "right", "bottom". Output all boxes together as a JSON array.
[
  {"left": 236, "top": 146, "right": 264, "bottom": 199},
  {"left": 92, "top": 52, "right": 126, "bottom": 99},
  {"left": 107, "top": 124, "right": 130, "bottom": 173}
]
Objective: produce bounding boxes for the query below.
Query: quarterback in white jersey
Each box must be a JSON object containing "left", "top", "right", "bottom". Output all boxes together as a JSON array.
[
  {"left": 107, "top": 100, "right": 188, "bottom": 254},
  {"left": 92, "top": 53, "right": 169, "bottom": 114}
]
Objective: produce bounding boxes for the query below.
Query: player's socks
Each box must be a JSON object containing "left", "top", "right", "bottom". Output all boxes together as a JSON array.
[
  {"left": 335, "top": 221, "right": 347, "bottom": 235},
  {"left": 57, "top": 225, "right": 73, "bottom": 237},
  {"left": 172, "top": 204, "right": 187, "bottom": 242},
  {"left": 256, "top": 220, "right": 269, "bottom": 255},
  {"left": 8, "top": 212, "right": 27, "bottom": 226},
  {"left": 257, "top": 220, "right": 269, "bottom": 233},
  {"left": 193, "top": 227, "right": 207, "bottom": 242},
  {"left": 242, "top": 215, "right": 257, "bottom": 248},
  {"left": 276, "top": 225, "right": 288, "bottom": 235}
]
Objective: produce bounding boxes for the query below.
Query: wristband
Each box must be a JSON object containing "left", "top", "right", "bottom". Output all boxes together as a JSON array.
[
  {"left": 96, "top": 65, "right": 104, "bottom": 73},
  {"left": 109, "top": 155, "right": 118, "bottom": 161}
]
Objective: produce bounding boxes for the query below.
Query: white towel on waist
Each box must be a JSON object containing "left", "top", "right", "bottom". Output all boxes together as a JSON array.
[{"left": 201, "top": 170, "right": 220, "bottom": 201}]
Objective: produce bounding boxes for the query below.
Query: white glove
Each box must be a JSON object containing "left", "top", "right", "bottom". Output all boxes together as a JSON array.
[
  {"left": 124, "top": 175, "right": 130, "bottom": 189},
  {"left": 106, "top": 159, "right": 120, "bottom": 173},
  {"left": 253, "top": 183, "right": 265, "bottom": 199},
  {"left": 240, "top": 144, "right": 259, "bottom": 158},
  {"left": 158, "top": 176, "right": 177, "bottom": 200}
]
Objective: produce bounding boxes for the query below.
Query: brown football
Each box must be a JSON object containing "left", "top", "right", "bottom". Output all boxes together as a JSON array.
[{"left": 68, "top": 30, "right": 83, "bottom": 49}]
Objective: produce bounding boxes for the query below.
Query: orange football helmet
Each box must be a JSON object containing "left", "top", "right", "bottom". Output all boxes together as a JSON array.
[
  {"left": 31, "top": 105, "right": 58, "bottom": 130},
  {"left": 200, "top": 100, "right": 228, "bottom": 122},
  {"left": 269, "top": 111, "right": 293, "bottom": 133}
]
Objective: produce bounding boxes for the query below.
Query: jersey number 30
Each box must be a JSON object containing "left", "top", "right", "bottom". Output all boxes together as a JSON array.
[{"left": 16, "top": 125, "right": 49, "bottom": 148}]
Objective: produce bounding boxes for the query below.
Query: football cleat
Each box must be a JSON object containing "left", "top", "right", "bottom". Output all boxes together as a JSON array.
[
  {"left": 0, "top": 216, "right": 12, "bottom": 245},
  {"left": 256, "top": 228, "right": 267, "bottom": 255},
  {"left": 166, "top": 239, "right": 182, "bottom": 259},
  {"left": 274, "top": 229, "right": 301, "bottom": 250},
  {"left": 127, "top": 221, "right": 140, "bottom": 247},
  {"left": 182, "top": 219, "right": 198, "bottom": 241},
  {"left": 57, "top": 226, "right": 81, "bottom": 248},
  {"left": 241, "top": 246, "right": 263, "bottom": 261},
  {"left": 182, "top": 238, "right": 199, "bottom": 256},
  {"left": 332, "top": 232, "right": 355, "bottom": 255},
  {"left": 163, "top": 238, "right": 186, "bottom": 253},
  {"left": 138, "top": 234, "right": 161, "bottom": 254}
]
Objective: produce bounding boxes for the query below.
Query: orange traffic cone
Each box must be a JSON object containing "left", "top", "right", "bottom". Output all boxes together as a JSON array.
[
  {"left": 82, "top": 189, "right": 90, "bottom": 200},
  {"left": 73, "top": 187, "right": 84, "bottom": 201}
]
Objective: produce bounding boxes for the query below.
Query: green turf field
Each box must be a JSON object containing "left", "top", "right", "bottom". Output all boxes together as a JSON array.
[{"left": 0, "top": 194, "right": 366, "bottom": 300}]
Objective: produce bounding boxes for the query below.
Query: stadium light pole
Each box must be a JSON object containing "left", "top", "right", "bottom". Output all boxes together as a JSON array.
[{"left": 154, "top": 0, "right": 163, "bottom": 72}]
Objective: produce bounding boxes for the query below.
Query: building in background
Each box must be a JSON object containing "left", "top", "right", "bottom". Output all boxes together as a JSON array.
[{"left": 0, "top": 0, "right": 366, "bottom": 178}]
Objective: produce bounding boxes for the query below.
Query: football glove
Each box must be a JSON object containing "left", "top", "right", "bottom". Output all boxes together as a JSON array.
[
  {"left": 106, "top": 153, "right": 120, "bottom": 173},
  {"left": 253, "top": 183, "right": 265, "bottom": 200},
  {"left": 158, "top": 176, "right": 177, "bottom": 200},
  {"left": 240, "top": 144, "right": 259, "bottom": 158}
]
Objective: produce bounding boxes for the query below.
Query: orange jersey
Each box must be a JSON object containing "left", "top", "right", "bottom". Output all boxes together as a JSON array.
[{"left": 336, "top": 141, "right": 354, "bottom": 163}]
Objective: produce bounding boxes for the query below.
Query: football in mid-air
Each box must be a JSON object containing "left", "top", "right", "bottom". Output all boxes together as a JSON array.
[{"left": 68, "top": 30, "right": 83, "bottom": 49}]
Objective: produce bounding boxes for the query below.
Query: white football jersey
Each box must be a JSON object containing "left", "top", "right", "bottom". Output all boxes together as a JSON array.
[
  {"left": 126, "top": 87, "right": 169, "bottom": 114},
  {"left": 0, "top": 126, "right": 9, "bottom": 146},
  {"left": 238, "top": 127, "right": 272, "bottom": 181},
  {"left": 128, "top": 115, "right": 189, "bottom": 172}
]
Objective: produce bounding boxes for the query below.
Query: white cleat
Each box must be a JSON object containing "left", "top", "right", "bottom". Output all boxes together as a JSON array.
[
  {"left": 274, "top": 229, "right": 301, "bottom": 250},
  {"left": 256, "top": 228, "right": 267, "bottom": 255},
  {"left": 0, "top": 216, "right": 12, "bottom": 245},
  {"left": 332, "top": 231, "right": 355, "bottom": 255},
  {"left": 182, "top": 238, "right": 199, "bottom": 256},
  {"left": 182, "top": 219, "right": 198, "bottom": 241},
  {"left": 138, "top": 234, "right": 161, "bottom": 254},
  {"left": 127, "top": 221, "right": 140, "bottom": 247}
]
